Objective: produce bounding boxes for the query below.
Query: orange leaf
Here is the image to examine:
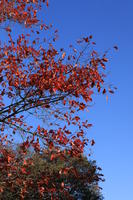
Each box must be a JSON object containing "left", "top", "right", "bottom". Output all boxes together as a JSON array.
[{"left": 62, "top": 52, "right": 66, "bottom": 59}]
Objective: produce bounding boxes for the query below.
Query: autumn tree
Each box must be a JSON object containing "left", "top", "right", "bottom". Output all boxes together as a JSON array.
[
  {"left": 0, "top": 0, "right": 116, "bottom": 199},
  {"left": 0, "top": 146, "right": 104, "bottom": 200}
]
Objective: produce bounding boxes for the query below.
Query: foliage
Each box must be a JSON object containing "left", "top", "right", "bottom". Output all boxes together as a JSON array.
[
  {"left": 0, "top": 0, "right": 115, "bottom": 199},
  {"left": 0, "top": 146, "right": 104, "bottom": 200}
]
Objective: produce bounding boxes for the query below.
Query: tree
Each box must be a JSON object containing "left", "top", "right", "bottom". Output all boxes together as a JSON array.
[
  {"left": 0, "top": 0, "right": 115, "bottom": 199},
  {"left": 0, "top": 146, "right": 104, "bottom": 200}
]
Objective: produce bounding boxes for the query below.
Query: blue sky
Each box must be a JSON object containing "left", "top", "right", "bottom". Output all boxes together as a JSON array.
[
  {"left": 0, "top": 1, "right": 132, "bottom": 199},
  {"left": 44, "top": 1, "right": 132, "bottom": 199}
]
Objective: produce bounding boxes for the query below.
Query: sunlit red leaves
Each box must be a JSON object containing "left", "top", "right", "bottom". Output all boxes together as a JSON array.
[
  {"left": 82, "top": 121, "right": 92, "bottom": 128},
  {"left": 50, "top": 154, "right": 55, "bottom": 161},
  {"left": 21, "top": 167, "right": 28, "bottom": 175},
  {"left": 75, "top": 116, "right": 80, "bottom": 122},
  {"left": 0, "top": 1, "right": 113, "bottom": 198},
  {"left": 83, "top": 35, "right": 92, "bottom": 43},
  {"left": 83, "top": 37, "right": 89, "bottom": 43},
  {"left": 100, "top": 62, "right": 106, "bottom": 70},
  {"left": 37, "top": 125, "right": 41, "bottom": 132},
  {"left": 32, "top": 138, "right": 40, "bottom": 152},
  {"left": 0, "top": 32, "right": 108, "bottom": 115},
  {"left": 0, "top": 0, "right": 48, "bottom": 26},
  {"left": 77, "top": 131, "right": 83, "bottom": 137}
]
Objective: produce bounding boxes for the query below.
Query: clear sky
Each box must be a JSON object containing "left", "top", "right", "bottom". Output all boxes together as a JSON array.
[
  {"left": 0, "top": 1, "right": 132, "bottom": 199},
  {"left": 44, "top": 1, "right": 132, "bottom": 199}
]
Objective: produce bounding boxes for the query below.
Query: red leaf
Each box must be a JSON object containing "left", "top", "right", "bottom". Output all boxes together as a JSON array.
[
  {"left": 102, "top": 89, "right": 106, "bottom": 94},
  {"left": 75, "top": 116, "right": 80, "bottom": 122},
  {"left": 50, "top": 154, "right": 55, "bottom": 160},
  {"left": 37, "top": 125, "right": 40, "bottom": 132},
  {"left": 46, "top": 0, "right": 49, "bottom": 7},
  {"left": 83, "top": 37, "right": 89, "bottom": 42},
  {"left": 91, "top": 139, "right": 95, "bottom": 146},
  {"left": 5, "top": 27, "right": 11, "bottom": 32},
  {"left": 102, "top": 58, "right": 108, "bottom": 62}
]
